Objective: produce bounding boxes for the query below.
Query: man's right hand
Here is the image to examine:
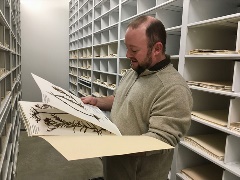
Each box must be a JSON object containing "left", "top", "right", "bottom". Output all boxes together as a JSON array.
[{"left": 81, "top": 96, "right": 97, "bottom": 106}]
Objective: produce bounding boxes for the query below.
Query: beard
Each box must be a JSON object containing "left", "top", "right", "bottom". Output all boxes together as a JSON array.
[{"left": 131, "top": 48, "right": 152, "bottom": 75}]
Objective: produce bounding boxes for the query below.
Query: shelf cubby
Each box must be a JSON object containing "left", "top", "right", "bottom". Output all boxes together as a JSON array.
[
  {"left": 110, "top": 0, "right": 118, "bottom": 9},
  {"left": 99, "top": 44, "right": 108, "bottom": 57},
  {"left": 186, "top": 23, "right": 238, "bottom": 54},
  {"left": 166, "top": 33, "right": 181, "bottom": 56},
  {"left": 224, "top": 135, "right": 240, "bottom": 168},
  {"left": 184, "top": 58, "right": 234, "bottom": 87},
  {"left": 94, "top": 6, "right": 101, "bottom": 19},
  {"left": 176, "top": 144, "right": 223, "bottom": 177},
  {"left": 223, "top": 170, "right": 239, "bottom": 180},
  {"left": 188, "top": 0, "right": 240, "bottom": 24},
  {"left": 109, "top": 10, "right": 118, "bottom": 26},
  {"left": 109, "top": 26, "right": 118, "bottom": 42},
  {"left": 107, "top": 59, "right": 117, "bottom": 74},
  {"left": 99, "top": 59, "right": 108, "bottom": 72},
  {"left": 121, "top": 0, "right": 137, "bottom": 21},
  {"left": 155, "top": 0, "right": 183, "bottom": 29},
  {"left": 79, "top": 58, "right": 92, "bottom": 70},
  {"left": 69, "top": 83, "right": 77, "bottom": 95},
  {"left": 94, "top": 19, "right": 101, "bottom": 32},
  {"left": 137, "top": 0, "right": 156, "bottom": 14},
  {"left": 119, "top": 40, "right": 126, "bottom": 57},
  {"left": 92, "top": 84, "right": 107, "bottom": 97},
  {"left": 101, "top": 14, "right": 110, "bottom": 30},
  {"left": 78, "top": 84, "right": 91, "bottom": 97},
  {"left": 93, "top": 46, "right": 100, "bottom": 57},
  {"left": 101, "top": 0, "right": 110, "bottom": 15},
  {"left": 93, "top": 32, "right": 101, "bottom": 45},
  {"left": 100, "top": 30, "right": 109, "bottom": 44},
  {"left": 69, "top": 67, "right": 77, "bottom": 76},
  {"left": 119, "top": 58, "right": 130, "bottom": 76},
  {"left": 191, "top": 89, "right": 230, "bottom": 112},
  {"left": 78, "top": 38, "right": 83, "bottom": 48}
]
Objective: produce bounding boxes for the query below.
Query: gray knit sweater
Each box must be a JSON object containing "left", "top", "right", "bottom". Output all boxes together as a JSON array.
[{"left": 111, "top": 63, "right": 192, "bottom": 146}]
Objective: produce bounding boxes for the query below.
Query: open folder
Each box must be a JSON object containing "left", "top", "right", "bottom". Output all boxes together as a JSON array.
[{"left": 18, "top": 73, "right": 173, "bottom": 161}]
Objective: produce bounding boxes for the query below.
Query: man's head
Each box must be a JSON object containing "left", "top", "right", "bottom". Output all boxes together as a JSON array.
[{"left": 124, "top": 15, "right": 166, "bottom": 73}]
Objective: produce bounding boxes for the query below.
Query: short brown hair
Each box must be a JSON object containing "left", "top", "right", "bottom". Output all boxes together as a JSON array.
[{"left": 127, "top": 15, "right": 166, "bottom": 52}]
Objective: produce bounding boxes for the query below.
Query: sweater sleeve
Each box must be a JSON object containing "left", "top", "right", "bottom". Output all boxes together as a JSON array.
[{"left": 142, "top": 84, "right": 193, "bottom": 154}]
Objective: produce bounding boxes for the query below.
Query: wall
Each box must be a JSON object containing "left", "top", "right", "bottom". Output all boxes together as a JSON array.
[{"left": 21, "top": 0, "right": 69, "bottom": 102}]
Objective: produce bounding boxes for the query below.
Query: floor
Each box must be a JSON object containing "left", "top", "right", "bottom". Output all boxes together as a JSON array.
[{"left": 14, "top": 131, "right": 103, "bottom": 180}]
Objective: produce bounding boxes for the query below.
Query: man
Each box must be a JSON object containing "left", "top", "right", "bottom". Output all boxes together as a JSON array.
[{"left": 82, "top": 15, "right": 192, "bottom": 180}]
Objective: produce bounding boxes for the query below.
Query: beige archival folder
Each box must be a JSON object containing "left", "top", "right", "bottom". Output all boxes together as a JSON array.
[{"left": 40, "top": 135, "right": 173, "bottom": 161}]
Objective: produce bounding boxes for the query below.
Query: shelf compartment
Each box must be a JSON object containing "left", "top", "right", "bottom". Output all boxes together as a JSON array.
[
  {"left": 107, "top": 59, "right": 117, "bottom": 74},
  {"left": 101, "top": 15, "right": 110, "bottom": 30},
  {"left": 69, "top": 67, "right": 77, "bottom": 76},
  {"left": 121, "top": 0, "right": 137, "bottom": 21},
  {"left": 101, "top": 0, "right": 110, "bottom": 14},
  {"left": 106, "top": 74, "right": 116, "bottom": 89},
  {"left": 78, "top": 39, "right": 83, "bottom": 49},
  {"left": 69, "top": 50, "right": 78, "bottom": 59},
  {"left": 232, "top": 61, "right": 240, "bottom": 92},
  {"left": 100, "top": 30, "right": 109, "bottom": 44},
  {"left": 184, "top": 121, "right": 227, "bottom": 161},
  {"left": 0, "top": 25, "right": 4, "bottom": 46},
  {"left": 186, "top": 25, "right": 237, "bottom": 55},
  {"left": 93, "top": 32, "right": 101, "bottom": 46},
  {"left": 166, "top": 33, "right": 180, "bottom": 56},
  {"left": 119, "top": 40, "right": 126, "bottom": 57},
  {"left": 100, "top": 59, "right": 108, "bottom": 72},
  {"left": 109, "top": 11, "right": 119, "bottom": 26},
  {"left": 191, "top": 89, "right": 231, "bottom": 112},
  {"left": 119, "top": 58, "right": 130, "bottom": 76},
  {"left": 93, "top": 46, "right": 100, "bottom": 58},
  {"left": 82, "top": 36, "right": 92, "bottom": 47},
  {"left": 78, "top": 84, "right": 91, "bottom": 97},
  {"left": 137, "top": 0, "right": 156, "bottom": 14},
  {"left": 155, "top": 0, "right": 183, "bottom": 29},
  {"left": 223, "top": 170, "right": 239, "bottom": 180},
  {"left": 100, "top": 45, "right": 108, "bottom": 57},
  {"left": 69, "top": 83, "right": 77, "bottom": 95},
  {"left": 224, "top": 135, "right": 240, "bottom": 170},
  {"left": 188, "top": 0, "right": 240, "bottom": 24},
  {"left": 79, "top": 58, "right": 91, "bottom": 70},
  {"left": 94, "top": 19, "right": 101, "bottom": 33},
  {"left": 94, "top": 6, "right": 101, "bottom": 19},
  {"left": 92, "top": 84, "right": 107, "bottom": 97},
  {"left": 109, "top": 26, "right": 118, "bottom": 42},
  {"left": 120, "top": 21, "right": 128, "bottom": 39},
  {"left": 177, "top": 143, "right": 224, "bottom": 179},
  {"left": 184, "top": 58, "right": 235, "bottom": 92},
  {"left": 108, "top": 42, "right": 117, "bottom": 56},
  {"left": 110, "top": 0, "right": 118, "bottom": 9}
]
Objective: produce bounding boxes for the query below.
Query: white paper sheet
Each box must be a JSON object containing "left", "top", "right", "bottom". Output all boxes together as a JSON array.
[{"left": 31, "top": 73, "right": 121, "bottom": 136}]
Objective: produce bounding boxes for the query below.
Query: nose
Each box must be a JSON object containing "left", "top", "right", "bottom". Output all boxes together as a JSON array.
[{"left": 126, "top": 49, "right": 132, "bottom": 59}]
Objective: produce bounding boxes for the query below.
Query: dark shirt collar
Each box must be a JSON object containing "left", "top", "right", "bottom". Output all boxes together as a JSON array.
[{"left": 149, "top": 54, "right": 171, "bottom": 71}]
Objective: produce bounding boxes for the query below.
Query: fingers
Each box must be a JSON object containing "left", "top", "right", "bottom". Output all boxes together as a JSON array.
[{"left": 81, "top": 96, "right": 97, "bottom": 106}]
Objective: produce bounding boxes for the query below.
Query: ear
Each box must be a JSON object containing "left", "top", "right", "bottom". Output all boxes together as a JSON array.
[{"left": 152, "top": 42, "right": 163, "bottom": 55}]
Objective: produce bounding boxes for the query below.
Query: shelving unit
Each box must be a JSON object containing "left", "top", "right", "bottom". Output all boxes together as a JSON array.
[
  {"left": 0, "top": 0, "right": 21, "bottom": 179},
  {"left": 69, "top": 0, "right": 240, "bottom": 179}
]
